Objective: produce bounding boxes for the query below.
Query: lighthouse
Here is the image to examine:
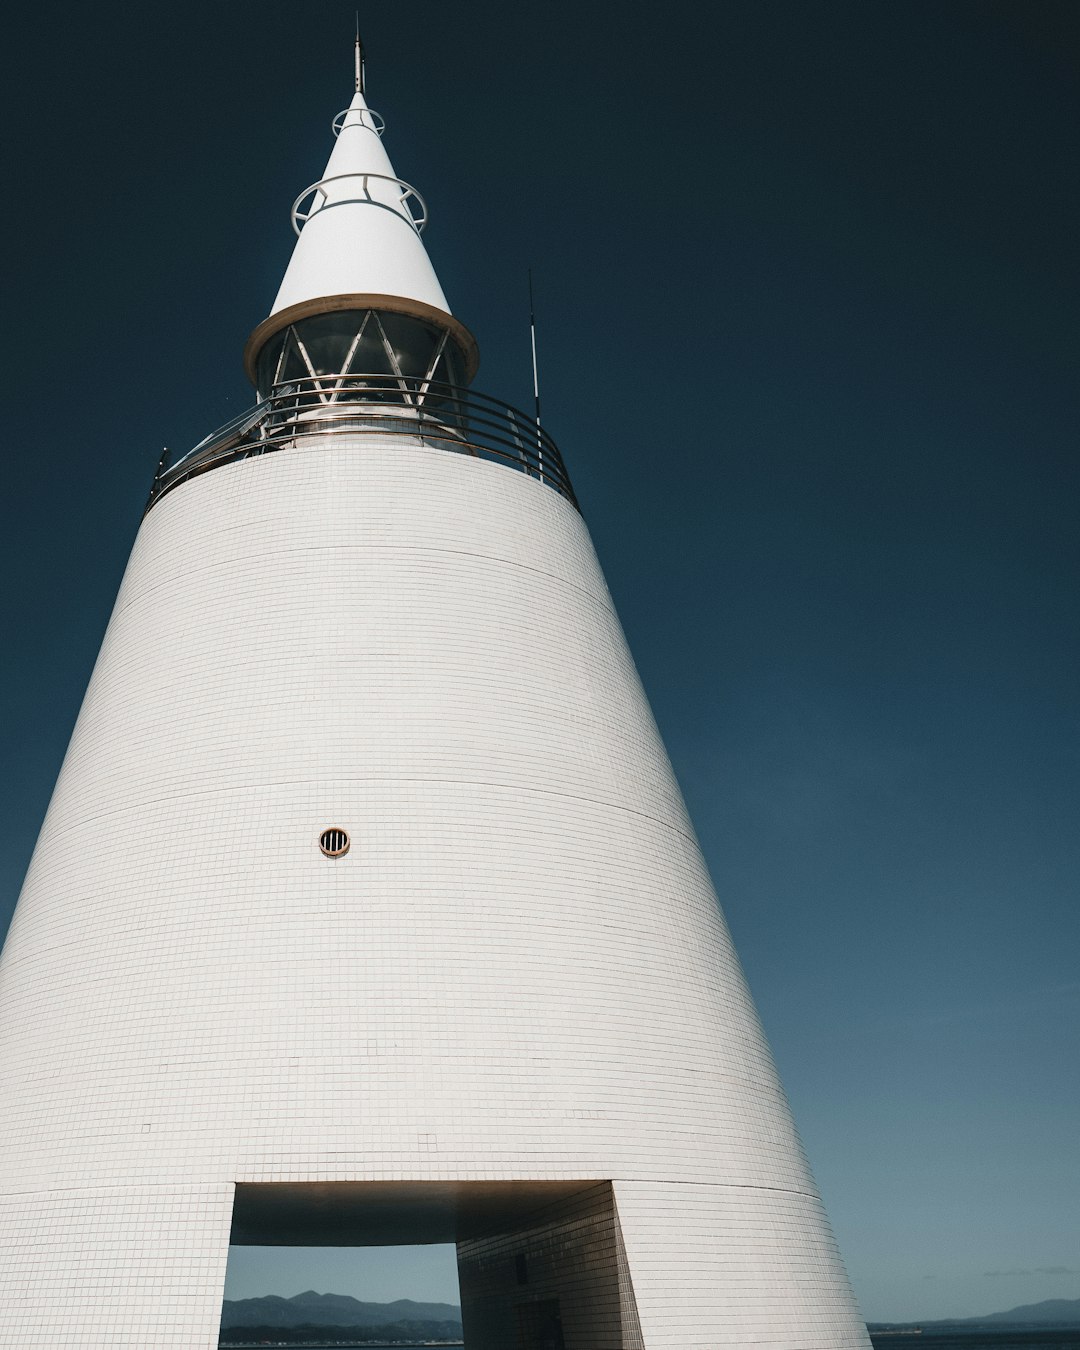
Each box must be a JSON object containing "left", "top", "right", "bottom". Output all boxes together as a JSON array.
[{"left": 0, "top": 43, "right": 871, "bottom": 1350}]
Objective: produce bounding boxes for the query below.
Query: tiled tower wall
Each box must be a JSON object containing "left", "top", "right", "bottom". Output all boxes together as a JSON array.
[
  {"left": 457, "top": 1182, "right": 638, "bottom": 1350},
  {"left": 0, "top": 439, "right": 870, "bottom": 1348}
]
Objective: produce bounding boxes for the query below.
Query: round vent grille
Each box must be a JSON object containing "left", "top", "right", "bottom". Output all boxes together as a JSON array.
[{"left": 319, "top": 828, "right": 350, "bottom": 858}]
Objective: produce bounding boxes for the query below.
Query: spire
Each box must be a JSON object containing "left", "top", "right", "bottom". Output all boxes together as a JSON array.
[
  {"left": 265, "top": 71, "right": 451, "bottom": 321},
  {"left": 244, "top": 47, "right": 479, "bottom": 394}
]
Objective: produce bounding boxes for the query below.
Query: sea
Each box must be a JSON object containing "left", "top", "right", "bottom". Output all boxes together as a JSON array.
[{"left": 868, "top": 1335, "right": 1080, "bottom": 1350}]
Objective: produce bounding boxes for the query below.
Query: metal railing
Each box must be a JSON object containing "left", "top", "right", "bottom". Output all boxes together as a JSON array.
[
  {"left": 291, "top": 172, "right": 428, "bottom": 235},
  {"left": 146, "top": 375, "right": 577, "bottom": 514}
]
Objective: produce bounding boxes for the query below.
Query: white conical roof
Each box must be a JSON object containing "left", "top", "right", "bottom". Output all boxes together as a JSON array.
[{"left": 269, "top": 87, "right": 450, "bottom": 317}]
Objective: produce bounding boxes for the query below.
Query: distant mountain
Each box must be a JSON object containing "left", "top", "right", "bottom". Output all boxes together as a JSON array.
[
  {"left": 979, "top": 1297, "right": 1080, "bottom": 1325},
  {"left": 869, "top": 1294, "right": 1080, "bottom": 1334},
  {"left": 220, "top": 1290, "right": 462, "bottom": 1330}
]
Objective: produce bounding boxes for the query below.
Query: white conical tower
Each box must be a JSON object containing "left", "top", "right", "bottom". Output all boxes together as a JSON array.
[{"left": 0, "top": 43, "right": 871, "bottom": 1350}]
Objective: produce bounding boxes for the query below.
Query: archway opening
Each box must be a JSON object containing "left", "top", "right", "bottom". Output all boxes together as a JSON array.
[{"left": 218, "top": 1180, "right": 634, "bottom": 1349}]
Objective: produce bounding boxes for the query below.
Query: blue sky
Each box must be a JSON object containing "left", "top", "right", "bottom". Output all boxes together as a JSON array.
[{"left": 2, "top": 0, "right": 1078, "bottom": 1324}]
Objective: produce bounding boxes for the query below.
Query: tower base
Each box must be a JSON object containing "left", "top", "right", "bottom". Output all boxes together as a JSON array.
[
  {"left": 0, "top": 1178, "right": 870, "bottom": 1348},
  {"left": 0, "top": 1183, "right": 233, "bottom": 1349}
]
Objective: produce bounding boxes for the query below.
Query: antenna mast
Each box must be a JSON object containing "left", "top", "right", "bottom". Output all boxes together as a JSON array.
[
  {"left": 354, "top": 16, "right": 365, "bottom": 94},
  {"left": 528, "top": 269, "right": 545, "bottom": 480},
  {"left": 528, "top": 269, "right": 542, "bottom": 430}
]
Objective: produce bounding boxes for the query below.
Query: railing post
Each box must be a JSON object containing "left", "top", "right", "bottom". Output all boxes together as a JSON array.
[
  {"left": 507, "top": 407, "right": 529, "bottom": 474},
  {"left": 150, "top": 447, "right": 169, "bottom": 501}
]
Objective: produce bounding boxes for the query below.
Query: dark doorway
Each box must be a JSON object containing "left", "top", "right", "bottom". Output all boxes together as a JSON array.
[{"left": 516, "top": 1297, "right": 566, "bottom": 1350}]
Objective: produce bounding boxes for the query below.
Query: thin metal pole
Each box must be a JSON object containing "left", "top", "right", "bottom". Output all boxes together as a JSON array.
[
  {"left": 354, "top": 16, "right": 365, "bottom": 94},
  {"left": 528, "top": 269, "right": 544, "bottom": 482}
]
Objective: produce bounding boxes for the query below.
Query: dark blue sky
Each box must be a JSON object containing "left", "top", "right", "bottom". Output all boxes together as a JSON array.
[{"left": 2, "top": 0, "right": 1078, "bottom": 1323}]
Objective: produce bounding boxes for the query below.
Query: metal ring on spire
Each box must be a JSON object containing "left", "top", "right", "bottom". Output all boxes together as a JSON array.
[
  {"left": 332, "top": 107, "right": 386, "bottom": 137},
  {"left": 291, "top": 172, "right": 428, "bottom": 236}
]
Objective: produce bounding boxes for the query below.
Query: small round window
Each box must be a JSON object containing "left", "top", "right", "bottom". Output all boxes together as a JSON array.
[{"left": 319, "top": 828, "right": 350, "bottom": 858}]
